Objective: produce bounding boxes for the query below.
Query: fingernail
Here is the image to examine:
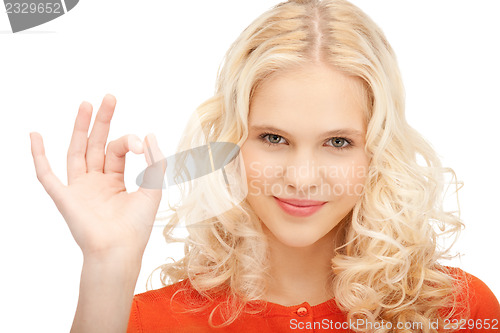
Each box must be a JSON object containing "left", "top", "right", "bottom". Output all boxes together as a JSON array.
[{"left": 133, "top": 138, "right": 143, "bottom": 151}]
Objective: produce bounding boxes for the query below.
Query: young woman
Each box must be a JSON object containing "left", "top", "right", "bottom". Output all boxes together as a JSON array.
[{"left": 30, "top": 0, "right": 499, "bottom": 332}]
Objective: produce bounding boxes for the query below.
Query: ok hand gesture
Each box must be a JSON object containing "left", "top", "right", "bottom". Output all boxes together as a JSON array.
[{"left": 30, "top": 94, "right": 167, "bottom": 260}]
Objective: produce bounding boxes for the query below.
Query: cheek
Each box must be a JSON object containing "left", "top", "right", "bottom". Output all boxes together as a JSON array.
[
  {"left": 241, "top": 146, "right": 271, "bottom": 197},
  {"left": 323, "top": 156, "right": 369, "bottom": 198},
  {"left": 346, "top": 157, "right": 369, "bottom": 198}
]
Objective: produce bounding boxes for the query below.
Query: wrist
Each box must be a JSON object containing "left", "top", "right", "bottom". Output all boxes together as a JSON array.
[
  {"left": 83, "top": 249, "right": 143, "bottom": 275},
  {"left": 83, "top": 245, "right": 144, "bottom": 262}
]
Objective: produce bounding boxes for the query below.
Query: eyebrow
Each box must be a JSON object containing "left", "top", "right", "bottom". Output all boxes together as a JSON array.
[{"left": 249, "top": 125, "right": 365, "bottom": 139}]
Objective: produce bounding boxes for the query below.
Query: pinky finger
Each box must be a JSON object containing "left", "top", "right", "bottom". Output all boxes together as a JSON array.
[{"left": 30, "top": 132, "right": 65, "bottom": 203}]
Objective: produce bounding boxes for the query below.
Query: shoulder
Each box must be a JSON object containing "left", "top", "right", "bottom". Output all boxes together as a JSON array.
[
  {"left": 127, "top": 279, "right": 220, "bottom": 333},
  {"left": 131, "top": 279, "right": 212, "bottom": 316},
  {"left": 442, "top": 266, "right": 500, "bottom": 321},
  {"left": 132, "top": 279, "right": 193, "bottom": 304}
]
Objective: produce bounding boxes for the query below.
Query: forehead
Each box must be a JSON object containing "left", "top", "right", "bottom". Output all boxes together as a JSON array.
[{"left": 248, "top": 64, "right": 368, "bottom": 131}]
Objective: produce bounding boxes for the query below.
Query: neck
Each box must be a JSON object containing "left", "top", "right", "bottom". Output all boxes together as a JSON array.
[{"left": 263, "top": 224, "right": 344, "bottom": 307}]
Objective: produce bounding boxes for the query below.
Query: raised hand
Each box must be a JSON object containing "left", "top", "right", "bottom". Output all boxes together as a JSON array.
[{"left": 30, "top": 94, "right": 167, "bottom": 260}]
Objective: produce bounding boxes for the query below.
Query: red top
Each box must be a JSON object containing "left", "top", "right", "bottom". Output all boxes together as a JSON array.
[{"left": 127, "top": 267, "right": 500, "bottom": 332}]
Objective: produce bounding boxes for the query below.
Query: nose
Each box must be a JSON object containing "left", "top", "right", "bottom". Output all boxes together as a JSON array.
[{"left": 283, "top": 151, "right": 323, "bottom": 194}]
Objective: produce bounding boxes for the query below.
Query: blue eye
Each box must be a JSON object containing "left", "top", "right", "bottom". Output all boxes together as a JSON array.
[{"left": 259, "top": 132, "right": 354, "bottom": 151}]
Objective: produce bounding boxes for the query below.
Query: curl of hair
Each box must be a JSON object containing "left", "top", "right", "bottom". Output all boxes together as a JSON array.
[{"left": 147, "top": 0, "right": 468, "bottom": 330}]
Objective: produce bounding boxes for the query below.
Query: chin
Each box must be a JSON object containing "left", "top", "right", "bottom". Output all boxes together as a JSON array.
[{"left": 267, "top": 227, "right": 328, "bottom": 248}]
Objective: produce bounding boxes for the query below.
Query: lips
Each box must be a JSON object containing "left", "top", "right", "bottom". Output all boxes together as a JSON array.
[
  {"left": 273, "top": 197, "right": 327, "bottom": 207},
  {"left": 273, "top": 197, "right": 327, "bottom": 217}
]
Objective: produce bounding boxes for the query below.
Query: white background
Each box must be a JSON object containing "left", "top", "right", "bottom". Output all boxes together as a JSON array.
[{"left": 1, "top": 0, "right": 499, "bottom": 331}]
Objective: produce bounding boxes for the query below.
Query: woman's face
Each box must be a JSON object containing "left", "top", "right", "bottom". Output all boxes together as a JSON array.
[{"left": 240, "top": 63, "right": 370, "bottom": 248}]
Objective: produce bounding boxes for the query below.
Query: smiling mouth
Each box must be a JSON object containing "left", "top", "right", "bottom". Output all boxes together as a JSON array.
[
  {"left": 273, "top": 196, "right": 327, "bottom": 207},
  {"left": 273, "top": 196, "right": 327, "bottom": 217}
]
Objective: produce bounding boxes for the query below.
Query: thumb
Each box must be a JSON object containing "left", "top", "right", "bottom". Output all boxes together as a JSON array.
[{"left": 137, "top": 133, "right": 167, "bottom": 202}]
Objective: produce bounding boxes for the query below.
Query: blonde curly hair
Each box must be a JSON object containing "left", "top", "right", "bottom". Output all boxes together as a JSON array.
[{"left": 147, "top": 0, "right": 469, "bottom": 331}]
